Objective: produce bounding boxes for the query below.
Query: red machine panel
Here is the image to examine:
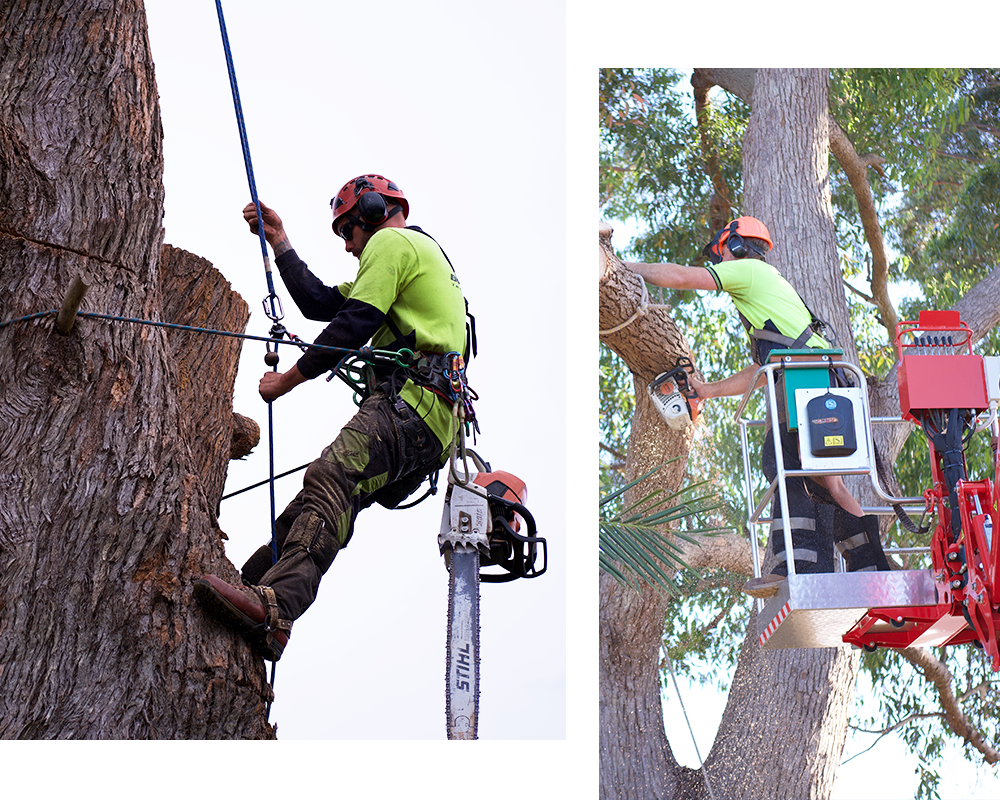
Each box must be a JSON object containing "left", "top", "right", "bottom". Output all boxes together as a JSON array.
[
  {"left": 898, "top": 354, "right": 988, "bottom": 421},
  {"left": 895, "top": 310, "right": 987, "bottom": 423}
]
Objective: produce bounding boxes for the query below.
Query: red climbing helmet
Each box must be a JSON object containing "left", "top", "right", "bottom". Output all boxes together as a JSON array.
[
  {"left": 331, "top": 174, "right": 409, "bottom": 230},
  {"left": 703, "top": 216, "right": 773, "bottom": 264}
]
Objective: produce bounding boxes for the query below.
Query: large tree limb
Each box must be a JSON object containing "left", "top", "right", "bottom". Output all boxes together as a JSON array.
[
  {"left": 899, "top": 647, "right": 1000, "bottom": 764},
  {"left": 599, "top": 223, "right": 696, "bottom": 381},
  {"left": 690, "top": 71, "right": 733, "bottom": 232},
  {"left": 953, "top": 264, "right": 1000, "bottom": 346},
  {"left": 827, "top": 123, "right": 898, "bottom": 334}
]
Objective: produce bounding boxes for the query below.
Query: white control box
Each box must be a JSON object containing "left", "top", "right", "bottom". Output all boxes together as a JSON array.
[{"left": 983, "top": 356, "right": 1000, "bottom": 403}]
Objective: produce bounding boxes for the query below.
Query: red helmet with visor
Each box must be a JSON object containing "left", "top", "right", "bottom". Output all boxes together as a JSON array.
[{"left": 331, "top": 174, "right": 409, "bottom": 232}]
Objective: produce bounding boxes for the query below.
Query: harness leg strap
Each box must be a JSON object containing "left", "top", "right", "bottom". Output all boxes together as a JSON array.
[
  {"left": 833, "top": 510, "right": 890, "bottom": 572},
  {"left": 258, "top": 584, "right": 293, "bottom": 648}
]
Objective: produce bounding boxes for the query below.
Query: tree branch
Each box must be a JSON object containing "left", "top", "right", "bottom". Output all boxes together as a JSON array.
[
  {"left": 690, "top": 70, "right": 733, "bottom": 232},
  {"left": 952, "top": 264, "right": 1000, "bottom": 347},
  {"left": 600, "top": 441, "right": 627, "bottom": 472},
  {"left": 828, "top": 121, "right": 899, "bottom": 337},
  {"left": 843, "top": 278, "right": 875, "bottom": 305},
  {"left": 898, "top": 646, "right": 1000, "bottom": 765}
]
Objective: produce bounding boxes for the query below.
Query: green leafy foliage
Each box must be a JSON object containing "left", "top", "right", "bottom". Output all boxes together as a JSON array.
[
  {"left": 830, "top": 69, "right": 970, "bottom": 193},
  {"left": 850, "top": 646, "right": 998, "bottom": 800},
  {"left": 598, "top": 341, "right": 634, "bottom": 492},
  {"left": 660, "top": 570, "right": 750, "bottom": 690}
]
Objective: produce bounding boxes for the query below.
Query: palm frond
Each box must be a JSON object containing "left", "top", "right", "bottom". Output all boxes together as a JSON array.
[{"left": 599, "top": 462, "right": 727, "bottom": 596}]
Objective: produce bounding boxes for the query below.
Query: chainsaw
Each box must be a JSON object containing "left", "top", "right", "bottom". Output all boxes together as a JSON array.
[
  {"left": 648, "top": 356, "right": 701, "bottom": 430},
  {"left": 437, "top": 450, "right": 546, "bottom": 739}
]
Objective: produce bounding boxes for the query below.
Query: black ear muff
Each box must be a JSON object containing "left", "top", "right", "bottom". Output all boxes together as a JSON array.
[
  {"left": 357, "top": 190, "right": 388, "bottom": 225},
  {"left": 726, "top": 221, "right": 747, "bottom": 258}
]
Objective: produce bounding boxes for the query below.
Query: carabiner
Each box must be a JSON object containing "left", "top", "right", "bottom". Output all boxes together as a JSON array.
[
  {"left": 263, "top": 292, "right": 284, "bottom": 323},
  {"left": 395, "top": 348, "right": 416, "bottom": 368}
]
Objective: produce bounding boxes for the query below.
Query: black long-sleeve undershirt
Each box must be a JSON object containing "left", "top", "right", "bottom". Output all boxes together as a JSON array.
[{"left": 275, "top": 248, "right": 390, "bottom": 380}]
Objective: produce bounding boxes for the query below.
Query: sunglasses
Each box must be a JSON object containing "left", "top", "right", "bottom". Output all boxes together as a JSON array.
[{"left": 338, "top": 218, "right": 359, "bottom": 241}]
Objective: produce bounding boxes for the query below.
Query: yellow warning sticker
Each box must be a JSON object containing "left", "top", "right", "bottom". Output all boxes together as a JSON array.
[{"left": 824, "top": 436, "right": 844, "bottom": 447}]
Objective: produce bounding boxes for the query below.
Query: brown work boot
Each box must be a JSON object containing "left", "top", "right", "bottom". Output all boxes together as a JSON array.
[
  {"left": 742, "top": 572, "right": 787, "bottom": 599},
  {"left": 194, "top": 574, "right": 291, "bottom": 661}
]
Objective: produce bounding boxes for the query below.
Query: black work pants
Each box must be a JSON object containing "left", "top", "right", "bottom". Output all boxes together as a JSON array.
[{"left": 762, "top": 422, "right": 838, "bottom": 575}]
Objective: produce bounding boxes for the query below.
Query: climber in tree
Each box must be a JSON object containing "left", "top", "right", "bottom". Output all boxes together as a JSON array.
[{"left": 195, "top": 175, "right": 468, "bottom": 658}]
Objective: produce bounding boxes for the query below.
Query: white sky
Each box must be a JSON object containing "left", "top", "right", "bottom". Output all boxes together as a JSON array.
[{"left": 115, "top": 0, "right": 586, "bottom": 794}]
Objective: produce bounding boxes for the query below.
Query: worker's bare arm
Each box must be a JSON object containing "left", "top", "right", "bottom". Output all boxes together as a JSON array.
[
  {"left": 689, "top": 363, "right": 763, "bottom": 399},
  {"left": 627, "top": 261, "right": 718, "bottom": 291}
]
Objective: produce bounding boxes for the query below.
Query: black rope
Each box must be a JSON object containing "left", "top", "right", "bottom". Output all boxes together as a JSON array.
[
  {"left": 222, "top": 463, "right": 309, "bottom": 501},
  {"left": 0, "top": 308, "right": 408, "bottom": 366}
]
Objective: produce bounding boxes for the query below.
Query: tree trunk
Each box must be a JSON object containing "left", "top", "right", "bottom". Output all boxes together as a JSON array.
[
  {"left": 0, "top": 0, "right": 272, "bottom": 738},
  {"left": 599, "top": 233, "right": 705, "bottom": 798},
  {"left": 598, "top": 69, "right": 861, "bottom": 799},
  {"left": 695, "top": 68, "right": 856, "bottom": 800}
]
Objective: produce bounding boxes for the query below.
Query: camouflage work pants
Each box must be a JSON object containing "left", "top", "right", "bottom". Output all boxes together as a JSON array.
[{"left": 241, "top": 389, "right": 445, "bottom": 623}]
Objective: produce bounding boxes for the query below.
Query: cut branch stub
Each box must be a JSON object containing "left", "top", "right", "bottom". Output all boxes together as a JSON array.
[
  {"left": 599, "top": 225, "right": 695, "bottom": 382},
  {"left": 55, "top": 275, "right": 89, "bottom": 335}
]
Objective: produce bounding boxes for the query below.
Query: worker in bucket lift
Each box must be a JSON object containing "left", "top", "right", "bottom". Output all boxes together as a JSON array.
[
  {"left": 194, "top": 175, "right": 468, "bottom": 659},
  {"left": 627, "top": 216, "right": 889, "bottom": 598}
]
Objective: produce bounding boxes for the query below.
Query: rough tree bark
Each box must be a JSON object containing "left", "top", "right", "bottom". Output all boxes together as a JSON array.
[
  {"left": 599, "top": 226, "right": 700, "bottom": 796},
  {"left": 704, "top": 70, "right": 857, "bottom": 800},
  {"left": 0, "top": 0, "right": 272, "bottom": 738},
  {"left": 159, "top": 244, "right": 259, "bottom": 502}
]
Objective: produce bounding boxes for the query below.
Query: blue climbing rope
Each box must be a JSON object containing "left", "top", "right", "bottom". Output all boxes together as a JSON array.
[
  {"left": 214, "top": 0, "right": 284, "bottom": 718},
  {"left": 214, "top": 0, "right": 280, "bottom": 321}
]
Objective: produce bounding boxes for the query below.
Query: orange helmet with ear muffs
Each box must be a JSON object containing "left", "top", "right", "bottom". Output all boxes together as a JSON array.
[
  {"left": 331, "top": 174, "right": 409, "bottom": 231},
  {"left": 703, "top": 216, "right": 773, "bottom": 264}
]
